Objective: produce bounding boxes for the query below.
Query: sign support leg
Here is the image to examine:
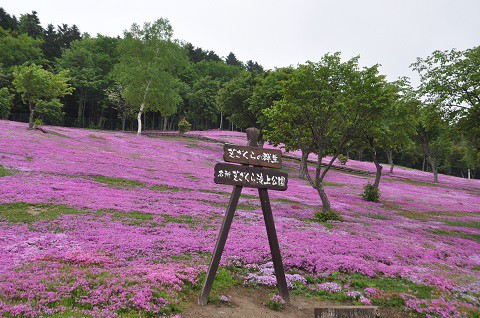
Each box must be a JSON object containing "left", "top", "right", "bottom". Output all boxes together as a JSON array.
[
  {"left": 198, "top": 185, "right": 243, "bottom": 305},
  {"left": 258, "top": 188, "right": 290, "bottom": 303}
]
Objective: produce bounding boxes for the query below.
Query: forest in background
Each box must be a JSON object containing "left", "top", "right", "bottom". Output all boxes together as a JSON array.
[{"left": 0, "top": 8, "right": 478, "bottom": 181}]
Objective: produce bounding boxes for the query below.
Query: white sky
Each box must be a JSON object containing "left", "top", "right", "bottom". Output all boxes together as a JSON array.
[{"left": 2, "top": 0, "right": 479, "bottom": 87}]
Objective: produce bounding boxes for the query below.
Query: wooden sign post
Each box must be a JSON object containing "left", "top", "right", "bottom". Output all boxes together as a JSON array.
[{"left": 198, "top": 128, "right": 290, "bottom": 305}]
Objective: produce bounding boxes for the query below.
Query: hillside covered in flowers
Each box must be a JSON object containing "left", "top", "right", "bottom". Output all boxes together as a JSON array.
[{"left": 0, "top": 120, "right": 479, "bottom": 317}]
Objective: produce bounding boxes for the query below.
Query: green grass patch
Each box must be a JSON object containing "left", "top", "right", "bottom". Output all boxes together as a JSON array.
[
  {"left": 430, "top": 228, "right": 480, "bottom": 243},
  {"left": 323, "top": 181, "right": 345, "bottom": 186},
  {"left": 0, "top": 165, "right": 17, "bottom": 177},
  {"left": 88, "top": 134, "right": 107, "bottom": 140},
  {"left": 394, "top": 178, "right": 437, "bottom": 187},
  {"left": 91, "top": 175, "right": 144, "bottom": 188},
  {"left": 237, "top": 203, "right": 258, "bottom": 210},
  {"left": 292, "top": 272, "right": 435, "bottom": 311},
  {"left": 150, "top": 184, "right": 180, "bottom": 192},
  {"left": 48, "top": 131, "right": 70, "bottom": 138},
  {"left": 0, "top": 202, "right": 80, "bottom": 223},
  {"left": 162, "top": 214, "right": 194, "bottom": 225},
  {"left": 443, "top": 220, "right": 480, "bottom": 229},
  {"left": 399, "top": 210, "right": 472, "bottom": 221},
  {"left": 364, "top": 213, "right": 391, "bottom": 220},
  {"left": 90, "top": 175, "right": 184, "bottom": 193}
]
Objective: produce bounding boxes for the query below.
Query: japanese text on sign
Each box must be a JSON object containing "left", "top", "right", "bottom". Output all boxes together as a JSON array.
[
  {"left": 223, "top": 145, "right": 283, "bottom": 168},
  {"left": 214, "top": 163, "right": 288, "bottom": 191}
]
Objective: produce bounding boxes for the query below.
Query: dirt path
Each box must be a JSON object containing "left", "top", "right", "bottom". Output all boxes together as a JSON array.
[{"left": 181, "top": 287, "right": 409, "bottom": 318}]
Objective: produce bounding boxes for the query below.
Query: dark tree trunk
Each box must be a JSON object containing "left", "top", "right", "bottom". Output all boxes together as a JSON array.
[
  {"left": 162, "top": 116, "right": 168, "bottom": 131},
  {"left": 422, "top": 156, "right": 426, "bottom": 171},
  {"left": 316, "top": 183, "right": 331, "bottom": 213},
  {"left": 299, "top": 149, "right": 309, "bottom": 180},
  {"left": 121, "top": 113, "right": 126, "bottom": 131},
  {"left": 427, "top": 156, "right": 439, "bottom": 182},
  {"left": 28, "top": 101, "right": 34, "bottom": 129},
  {"left": 372, "top": 151, "right": 383, "bottom": 190},
  {"left": 387, "top": 148, "right": 394, "bottom": 174},
  {"left": 358, "top": 148, "right": 364, "bottom": 161}
]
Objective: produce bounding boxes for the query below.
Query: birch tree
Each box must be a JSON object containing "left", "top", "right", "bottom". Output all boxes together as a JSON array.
[{"left": 114, "top": 19, "right": 187, "bottom": 134}]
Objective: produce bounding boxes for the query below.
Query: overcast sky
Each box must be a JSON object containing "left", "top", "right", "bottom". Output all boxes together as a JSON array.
[{"left": 2, "top": 0, "right": 479, "bottom": 86}]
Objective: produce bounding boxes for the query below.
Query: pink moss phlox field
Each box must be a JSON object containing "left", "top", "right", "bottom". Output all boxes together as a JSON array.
[{"left": 1, "top": 121, "right": 479, "bottom": 317}]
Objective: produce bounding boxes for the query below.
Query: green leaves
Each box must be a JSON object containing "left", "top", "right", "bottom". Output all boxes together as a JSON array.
[
  {"left": 12, "top": 63, "right": 73, "bottom": 128},
  {"left": 114, "top": 18, "right": 188, "bottom": 128}
]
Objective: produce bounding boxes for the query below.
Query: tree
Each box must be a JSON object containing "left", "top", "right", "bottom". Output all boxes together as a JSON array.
[
  {"left": 383, "top": 80, "right": 421, "bottom": 174},
  {"left": 225, "top": 52, "right": 244, "bottom": 68},
  {"left": 246, "top": 60, "right": 264, "bottom": 74},
  {"left": 18, "top": 11, "right": 43, "bottom": 39},
  {"left": 57, "top": 35, "right": 118, "bottom": 128},
  {"left": 217, "top": 71, "right": 259, "bottom": 130},
  {"left": 56, "top": 37, "right": 104, "bottom": 127},
  {"left": 263, "top": 53, "right": 388, "bottom": 216},
  {"left": 105, "top": 85, "right": 134, "bottom": 131},
  {"left": 0, "top": 8, "right": 18, "bottom": 32},
  {"left": 0, "top": 28, "right": 44, "bottom": 70},
  {"left": 415, "top": 104, "right": 453, "bottom": 182},
  {"left": 357, "top": 79, "right": 419, "bottom": 194},
  {"left": 412, "top": 46, "right": 480, "bottom": 168},
  {"left": 187, "top": 76, "right": 220, "bottom": 129},
  {"left": 0, "top": 87, "right": 13, "bottom": 118},
  {"left": 12, "top": 63, "right": 73, "bottom": 128},
  {"left": 42, "top": 24, "right": 81, "bottom": 63},
  {"left": 184, "top": 43, "right": 220, "bottom": 63},
  {"left": 114, "top": 19, "right": 188, "bottom": 134}
]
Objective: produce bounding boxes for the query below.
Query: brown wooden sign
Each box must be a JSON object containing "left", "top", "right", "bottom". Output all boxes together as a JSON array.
[
  {"left": 199, "top": 128, "right": 290, "bottom": 306},
  {"left": 214, "top": 163, "right": 288, "bottom": 191},
  {"left": 223, "top": 144, "right": 283, "bottom": 168}
]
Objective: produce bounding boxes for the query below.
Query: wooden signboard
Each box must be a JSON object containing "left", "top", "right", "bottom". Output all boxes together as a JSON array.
[
  {"left": 214, "top": 163, "right": 288, "bottom": 191},
  {"left": 223, "top": 144, "right": 283, "bottom": 168},
  {"left": 198, "top": 128, "right": 290, "bottom": 306}
]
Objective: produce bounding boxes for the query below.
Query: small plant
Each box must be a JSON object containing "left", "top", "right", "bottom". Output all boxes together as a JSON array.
[
  {"left": 315, "top": 209, "right": 342, "bottom": 222},
  {"left": 362, "top": 183, "right": 380, "bottom": 202},
  {"left": 32, "top": 118, "right": 44, "bottom": 129},
  {"left": 337, "top": 154, "right": 348, "bottom": 165},
  {"left": 265, "top": 294, "right": 285, "bottom": 311},
  {"left": 178, "top": 118, "right": 191, "bottom": 134},
  {"left": 219, "top": 295, "right": 229, "bottom": 303}
]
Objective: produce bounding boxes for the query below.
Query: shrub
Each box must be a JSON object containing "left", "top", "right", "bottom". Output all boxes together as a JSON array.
[
  {"left": 315, "top": 209, "right": 342, "bottom": 222},
  {"left": 337, "top": 154, "right": 348, "bottom": 165},
  {"left": 362, "top": 183, "right": 380, "bottom": 202},
  {"left": 178, "top": 118, "right": 191, "bottom": 134},
  {"left": 265, "top": 294, "right": 285, "bottom": 311}
]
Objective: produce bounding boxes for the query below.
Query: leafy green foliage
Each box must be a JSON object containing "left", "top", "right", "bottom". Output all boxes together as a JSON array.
[
  {"left": 0, "top": 28, "right": 44, "bottom": 70},
  {"left": 337, "top": 154, "right": 348, "bottom": 165},
  {"left": 178, "top": 117, "right": 191, "bottom": 133},
  {"left": 315, "top": 209, "right": 342, "bottom": 222},
  {"left": 0, "top": 87, "right": 13, "bottom": 118},
  {"left": 362, "top": 183, "right": 380, "bottom": 202},
  {"left": 12, "top": 63, "right": 73, "bottom": 128},
  {"left": 265, "top": 294, "right": 285, "bottom": 311},
  {"left": 218, "top": 71, "right": 259, "bottom": 129},
  {"left": 264, "top": 53, "right": 391, "bottom": 213},
  {"left": 114, "top": 18, "right": 188, "bottom": 134}
]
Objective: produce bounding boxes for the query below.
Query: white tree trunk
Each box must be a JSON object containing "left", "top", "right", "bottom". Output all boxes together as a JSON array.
[
  {"left": 137, "top": 80, "right": 151, "bottom": 135},
  {"left": 137, "top": 103, "right": 144, "bottom": 135}
]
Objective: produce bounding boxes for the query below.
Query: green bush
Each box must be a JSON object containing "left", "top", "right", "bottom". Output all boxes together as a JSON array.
[
  {"left": 178, "top": 118, "right": 191, "bottom": 133},
  {"left": 315, "top": 209, "right": 342, "bottom": 222},
  {"left": 362, "top": 183, "right": 380, "bottom": 202},
  {"left": 337, "top": 154, "right": 348, "bottom": 165},
  {"left": 265, "top": 294, "right": 285, "bottom": 311}
]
